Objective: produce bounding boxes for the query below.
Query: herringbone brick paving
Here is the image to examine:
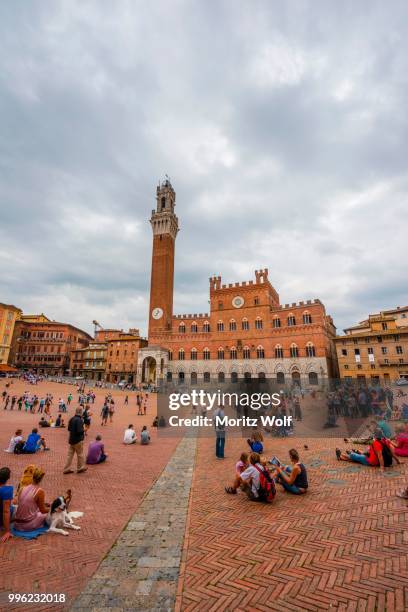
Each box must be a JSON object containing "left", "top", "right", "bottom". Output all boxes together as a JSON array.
[
  {"left": 177, "top": 435, "right": 408, "bottom": 612},
  {"left": 0, "top": 380, "right": 180, "bottom": 611}
]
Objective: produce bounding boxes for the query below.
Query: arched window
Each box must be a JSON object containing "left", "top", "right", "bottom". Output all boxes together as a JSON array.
[
  {"left": 203, "top": 371, "right": 211, "bottom": 383},
  {"left": 217, "top": 348, "right": 224, "bottom": 360},
  {"left": 203, "top": 322, "right": 210, "bottom": 333},
  {"left": 256, "top": 346, "right": 265, "bottom": 359},
  {"left": 275, "top": 344, "right": 284, "bottom": 359},
  {"left": 178, "top": 348, "right": 185, "bottom": 360},
  {"left": 190, "top": 348, "right": 198, "bottom": 360},
  {"left": 167, "top": 372, "right": 172, "bottom": 382},
  {"left": 258, "top": 372, "right": 266, "bottom": 382},
  {"left": 230, "top": 347, "right": 237, "bottom": 360},
  {"left": 243, "top": 346, "right": 250, "bottom": 359},
  {"left": 308, "top": 371, "right": 318, "bottom": 385},
  {"left": 191, "top": 371, "right": 198, "bottom": 384},
  {"left": 306, "top": 342, "right": 316, "bottom": 357},
  {"left": 231, "top": 371, "right": 238, "bottom": 383},
  {"left": 244, "top": 371, "right": 252, "bottom": 381},
  {"left": 273, "top": 317, "right": 281, "bottom": 328},
  {"left": 277, "top": 372, "right": 285, "bottom": 384},
  {"left": 191, "top": 322, "right": 198, "bottom": 333},
  {"left": 229, "top": 319, "right": 237, "bottom": 331},
  {"left": 303, "top": 312, "right": 312, "bottom": 325},
  {"left": 168, "top": 351, "right": 173, "bottom": 361},
  {"left": 178, "top": 371, "right": 184, "bottom": 383},
  {"left": 287, "top": 314, "right": 296, "bottom": 326},
  {"left": 242, "top": 318, "right": 249, "bottom": 331},
  {"left": 179, "top": 323, "right": 186, "bottom": 333},
  {"left": 161, "top": 196, "right": 166, "bottom": 210},
  {"left": 203, "top": 348, "right": 210, "bottom": 360},
  {"left": 218, "top": 371, "right": 225, "bottom": 383},
  {"left": 290, "top": 344, "right": 299, "bottom": 358},
  {"left": 255, "top": 317, "right": 263, "bottom": 330},
  {"left": 217, "top": 321, "right": 224, "bottom": 332}
]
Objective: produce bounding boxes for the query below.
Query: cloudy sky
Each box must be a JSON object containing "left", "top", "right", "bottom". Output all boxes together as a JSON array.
[{"left": 1, "top": 0, "right": 407, "bottom": 337}]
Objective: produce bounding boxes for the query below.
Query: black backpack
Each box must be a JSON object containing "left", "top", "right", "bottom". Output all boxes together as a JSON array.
[{"left": 380, "top": 440, "right": 393, "bottom": 467}]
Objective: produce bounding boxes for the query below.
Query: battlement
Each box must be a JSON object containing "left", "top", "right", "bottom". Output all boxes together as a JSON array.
[
  {"left": 173, "top": 313, "right": 209, "bottom": 320},
  {"left": 210, "top": 269, "right": 271, "bottom": 292},
  {"left": 276, "top": 299, "right": 322, "bottom": 310}
]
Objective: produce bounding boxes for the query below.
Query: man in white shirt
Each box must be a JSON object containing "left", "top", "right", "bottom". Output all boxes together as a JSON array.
[
  {"left": 5, "top": 429, "right": 24, "bottom": 453},
  {"left": 123, "top": 424, "right": 136, "bottom": 444}
]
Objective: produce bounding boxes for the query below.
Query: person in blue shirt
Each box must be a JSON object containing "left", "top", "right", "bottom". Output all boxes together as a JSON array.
[
  {"left": 377, "top": 418, "right": 393, "bottom": 440},
  {"left": 247, "top": 431, "right": 264, "bottom": 454},
  {"left": 22, "top": 428, "right": 49, "bottom": 453},
  {"left": 0, "top": 467, "right": 14, "bottom": 542}
]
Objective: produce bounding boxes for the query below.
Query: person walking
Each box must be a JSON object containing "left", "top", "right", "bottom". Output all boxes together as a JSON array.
[
  {"left": 214, "top": 405, "right": 226, "bottom": 459},
  {"left": 63, "top": 407, "right": 87, "bottom": 474}
]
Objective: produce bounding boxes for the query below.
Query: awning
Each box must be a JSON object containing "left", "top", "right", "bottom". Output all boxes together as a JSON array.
[{"left": 0, "top": 364, "right": 18, "bottom": 372}]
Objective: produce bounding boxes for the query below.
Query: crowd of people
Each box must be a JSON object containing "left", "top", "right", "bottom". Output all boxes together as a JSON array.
[{"left": 0, "top": 379, "right": 154, "bottom": 543}]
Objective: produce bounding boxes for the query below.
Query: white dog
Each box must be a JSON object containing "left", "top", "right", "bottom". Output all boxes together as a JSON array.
[{"left": 46, "top": 495, "right": 83, "bottom": 536}]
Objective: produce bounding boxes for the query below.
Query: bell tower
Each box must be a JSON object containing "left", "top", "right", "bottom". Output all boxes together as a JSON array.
[{"left": 148, "top": 178, "right": 179, "bottom": 338}]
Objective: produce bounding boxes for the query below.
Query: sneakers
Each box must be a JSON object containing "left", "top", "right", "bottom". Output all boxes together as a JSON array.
[{"left": 335, "top": 448, "right": 341, "bottom": 461}]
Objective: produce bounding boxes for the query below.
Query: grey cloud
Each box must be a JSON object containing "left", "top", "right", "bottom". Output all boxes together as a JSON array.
[{"left": 0, "top": 0, "right": 407, "bottom": 336}]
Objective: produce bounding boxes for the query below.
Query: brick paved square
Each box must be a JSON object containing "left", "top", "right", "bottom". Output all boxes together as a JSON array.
[
  {"left": 0, "top": 379, "right": 180, "bottom": 610},
  {"left": 177, "top": 435, "right": 408, "bottom": 611}
]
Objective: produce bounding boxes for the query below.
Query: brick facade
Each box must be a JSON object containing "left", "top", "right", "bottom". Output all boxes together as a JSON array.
[
  {"left": 138, "top": 181, "right": 338, "bottom": 386},
  {"left": 10, "top": 320, "right": 92, "bottom": 376}
]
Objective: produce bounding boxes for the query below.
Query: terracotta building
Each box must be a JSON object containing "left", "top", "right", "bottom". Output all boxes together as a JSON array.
[
  {"left": 335, "top": 306, "right": 408, "bottom": 383},
  {"left": 10, "top": 319, "right": 92, "bottom": 376},
  {"left": 138, "top": 180, "right": 338, "bottom": 386},
  {"left": 0, "top": 302, "right": 22, "bottom": 366},
  {"left": 105, "top": 329, "right": 147, "bottom": 384}
]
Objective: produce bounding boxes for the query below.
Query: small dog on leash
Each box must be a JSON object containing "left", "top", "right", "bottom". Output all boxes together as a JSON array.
[{"left": 46, "top": 489, "right": 83, "bottom": 536}]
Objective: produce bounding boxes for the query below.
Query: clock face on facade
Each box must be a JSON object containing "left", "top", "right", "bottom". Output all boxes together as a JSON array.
[
  {"left": 232, "top": 296, "right": 245, "bottom": 309},
  {"left": 152, "top": 307, "right": 163, "bottom": 320}
]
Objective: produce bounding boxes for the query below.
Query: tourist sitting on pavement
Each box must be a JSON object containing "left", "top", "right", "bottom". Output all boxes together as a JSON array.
[
  {"left": 225, "top": 452, "right": 249, "bottom": 495},
  {"left": 86, "top": 434, "right": 107, "bottom": 464},
  {"left": 4, "top": 429, "right": 24, "bottom": 454},
  {"left": 392, "top": 424, "right": 408, "bottom": 457},
  {"left": 158, "top": 416, "right": 166, "bottom": 427},
  {"left": 0, "top": 467, "right": 14, "bottom": 542},
  {"left": 247, "top": 431, "right": 264, "bottom": 454},
  {"left": 225, "top": 452, "right": 264, "bottom": 500},
  {"left": 22, "top": 428, "right": 49, "bottom": 453},
  {"left": 14, "top": 467, "right": 49, "bottom": 532},
  {"left": 336, "top": 429, "right": 399, "bottom": 470},
  {"left": 152, "top": 416, "right": 159, "bottom": 427},
  {"left": 376, "top": 417, "right": 394, "bottom": 440},
  {"left": 55, "top": 414, "right": 64, "bottom": 428},
  {"left": 16, "top": 465, "right": 35, "bottom": 497},
  {"left": 273, "top": 449, "right": 309, "bottom": 495},
  {"left": 124, "top": 424, "right": 136, "bottom": 444},
  {"left": 140, "top": 426, "right": 150, "bottom": 445},
  {"left": 39, "top": 416, "right": 50, "bottom": 428}
]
